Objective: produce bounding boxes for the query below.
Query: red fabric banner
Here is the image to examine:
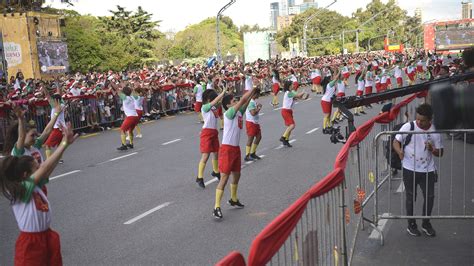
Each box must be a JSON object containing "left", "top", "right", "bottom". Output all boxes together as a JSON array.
[{"left": 216, "top": 251, "right": 246, "bottom": 266}]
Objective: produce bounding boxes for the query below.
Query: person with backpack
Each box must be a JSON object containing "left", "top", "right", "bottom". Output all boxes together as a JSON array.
[{"left": 393, "top": 104, "right": 443, "bottom": 237}]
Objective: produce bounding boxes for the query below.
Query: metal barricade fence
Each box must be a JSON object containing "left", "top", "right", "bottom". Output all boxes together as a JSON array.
[{"left": 371, "top": 129, "right": 474, "bottom": 229}]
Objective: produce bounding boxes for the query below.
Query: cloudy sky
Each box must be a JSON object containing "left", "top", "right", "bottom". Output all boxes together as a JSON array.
[{"left": 47, "top": 0, "right": 461, "bottom": 32}]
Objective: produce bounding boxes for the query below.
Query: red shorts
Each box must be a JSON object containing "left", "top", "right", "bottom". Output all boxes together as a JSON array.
[
  {"left": 408, "top": 74, "right": 416, "bottom": 82},
  {"left": 356, "top": 90, "right": 363, "bottom": 96},
  {"left": 200, "top": 128, "right": 219, "bottom": 153},
  {"left": 321, "top": 100, "right": 332, "bottom": 114},
  {"left": 375, "top": 83, "right": 382, "bottom": 93},
  {"left": 15, "top": 229, "right": 62, "bottom": 266},
  {"left": 120, "top": 116, "right": 139, "bottom": 132},
  {"left": 386, "top": 78, "right": 392, "bottom": 85},
  {"left": 396, "top": 77, "right": 403, "bottom": 86},
  {"left": 312, "top": 76, "right": 321, "bottom": 85},
  {"left": 337, "top": 92, "right": 345, "bottom": 98},
  {"left": 136, "top": 110, "right": 143, "bottom": 119},
  {"left": 381, "top": 83, "right": 387, "bottom": 91},
  {"left": 365, "top": 86, "right": 373, "bottom": 95},
  {"left": 343, "top": 73, "right": 350, "bottom": 79},
  {"left": 44, "top": 128, "right": 63, "bottom": 148},
  {"left": 194, "top": 101, "right": 202, "bottom": 113},
  {"left": 272, "top": 83, "right": 280, "bottom": 95},
  {"left": 281, "top": 109, "right": 295, "bottom": 126},
  {"left": 292, "top": 81, "right": 299, "bottom": 90},
  {"left": 417, "top": 66, "right": 423, "bottom": 72},
  {"left": 246, "top": 121, "right": 261, "bottom": 137},
  {"left": 218, "top": 144, "right": 241, "bottom": 174}
]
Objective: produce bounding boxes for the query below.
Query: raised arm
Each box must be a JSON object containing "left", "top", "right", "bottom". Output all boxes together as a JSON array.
[
  {"left": 209, "top": 88, "right": 226, "bottom": 107},
  {"left": 233, "top": 87, "right": 257, "bottom": 113},
  {"left": 32, "top": 123, "right": 78, "bottom": 184},
  {"left": 38, "top": 99, "right": 63, "bottom": 142},
  {"left": 12, "top": 104, "right": 27, "bottom": 154}
]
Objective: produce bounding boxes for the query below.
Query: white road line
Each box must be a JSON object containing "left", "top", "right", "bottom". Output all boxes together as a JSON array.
[
  {"left": 162, "top": 138, "right": 181, "bottom": 145},
  {"left": 369, "top": 213, "right": 391, "bottom": 239},
  {"left": 109, "top": 152, "right": 138, "bottom": 162},
  {"left": 260, "top": 155, "right": 266, "bottom": 158},
  {"left": 304, "top": 97, "right": 312, "bottom": 101},
  {"left": 205, "top": 178, "right": 218, "bottom": 186},
  {"left": 124, "top": 202, "right": 172, "bottom": 225},
  {"left": 245, "top": 160, "right": 254, "bottom": 165},
  {"left": 259, "top": 112, "right": 265, "bottom": 116},
  {"left": 273, "top": 107, "right": 283, "bottom": 111},
  {"left": 50, "top": 170, "right": 81, "bottom": 181},
  {"left": 396, "top": 182, "right": 405, "bottom": 193},
  {"left": 275, "top": 139, "right": 297, "bottom": 150},
  {"left": 305, "top": 127, "right": 320, "bottom": 134}
]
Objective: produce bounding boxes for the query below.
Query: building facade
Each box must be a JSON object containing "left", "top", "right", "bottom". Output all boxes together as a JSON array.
[
  {"left": 270, "top": 2, "right": 280, "bottom": 30},
  {"left": 462, "top": 1, "right": 472, "bottom": 19}
]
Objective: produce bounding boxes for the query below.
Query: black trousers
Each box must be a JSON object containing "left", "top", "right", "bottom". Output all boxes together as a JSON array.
[{"left": 402, "top": 168, "right": 436, "bottom": 224}]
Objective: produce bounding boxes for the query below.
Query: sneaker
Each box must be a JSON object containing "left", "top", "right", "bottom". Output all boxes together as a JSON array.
[
  {"left": 196, "top": 177, "right": 205, "bottom": 188},
  {"left": 421, "top": 222, "right": 436, "bottom": 237},
  {"left": 126, "top": 144, "right": 134, "bottom": 149},
  {"left": 228, "top": 199, "right": 245, "bottom": 208},
  {"left": 244, "top": 155, "right": 254, "bottom": 162},
  {"left": 211, "top": 171, "right": 221, "bottom": 181},
  {"left": 360, "top": 111, "right": 367, "bottom": 114},
  {"left": 135, "top": 134, "right": 143, "bottom": 138},
  {"left": 354, "top": 113, "right": 360, "bottom": 116},
  {"left": 322, "top": 128, "right": 331, "bottom": 135},
  {"left": 213, "top": 207, "right": 223, "bottom": 219},
  {"left": 284, "top": 139, "right": 292, "bottom": 147},
  {"left": 279, "top": 136, "right": 286, "bottom": 144},
  {"left": 117, "top": 145, "right": 128, "bottom": 151},
  {"left": 407, "top": 223, "right": 421, "bottom": 237},
  {"left": 250, "top": 153, "right": 261, "bottom": 160},
  {"left": 58, "top": 159, "right": 64, "bottom": 164}
]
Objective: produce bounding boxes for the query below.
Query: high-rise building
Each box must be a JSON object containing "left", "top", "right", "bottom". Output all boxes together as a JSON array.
[
  {"left": 462, "top": 1, "right": 472, "bottom": 19},
  {"left": 300, "top": 2, "right": 318, "bottom": 12},
  {"left": 288, "top": 0, "right": 295, "bottom": 7},
  {"left": 270, "top": 2, "right": 280, "bottom": 30},
  {"left": 414, "top": 7, "right": 423, "bottom": 22},
  {"left": 280, "top": 0, "right": 288, "bottom": 16},
  {"left": 288, "top": 6, "right": 301, "bottom": 15}
]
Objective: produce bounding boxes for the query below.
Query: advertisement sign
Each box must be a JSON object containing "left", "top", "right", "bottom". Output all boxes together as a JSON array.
[
  {"left": 37, "top": 41, "right": 70, "bottom": 74},
  {"left": 4, "top": 42, "right": 22, "bottom": 67},
  {"left": 435, "top": 28, "right": 474, "bottom": 50}
]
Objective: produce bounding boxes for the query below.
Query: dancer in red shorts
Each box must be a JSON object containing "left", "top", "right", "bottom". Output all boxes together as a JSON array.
[
  {"left": 0, "top": 123, "right": 78, "bottom": 266},
  {"left": 279, "top": 79, "right": 309, "bottom": 147},
  {"left": 116, "top": 86, "right": 140, "bottom": 150},
  {"left": 213, "top": 87, "right": 257, "bottom": 219},
  {"left": 244, "top": 89, "right": 262, "bottom": 161},
  {"left": 271, "top": 69, "right": 281, "bottom": 107},
  {"left": 321, "top": 70, "right": 339, "bottom": 134},
  {"left": 44, "top": 92, "right": 66, "bottom": 163},
  {"left": 196, "top": 88, "right": 226, "bottom": 188}
]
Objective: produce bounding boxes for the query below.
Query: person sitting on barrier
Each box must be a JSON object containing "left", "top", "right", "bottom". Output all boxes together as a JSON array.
[{"left": 393, "top": 103, "right": 443, "bottom": 237}]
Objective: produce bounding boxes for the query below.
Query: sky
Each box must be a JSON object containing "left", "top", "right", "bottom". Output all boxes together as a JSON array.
[{"left": 47, "top": 0, "right": 462, "bottom": 32}]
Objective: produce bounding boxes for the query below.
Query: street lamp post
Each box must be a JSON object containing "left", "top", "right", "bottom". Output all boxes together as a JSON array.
[
  {"left": 216, "top": 0, "right": 236, "bottom": 62},
  {"left": 302, "top": 0, "right": 337, "bottom": 57},
  {"left": 354, "top": 6, "right": 391, "bottom": 53}
]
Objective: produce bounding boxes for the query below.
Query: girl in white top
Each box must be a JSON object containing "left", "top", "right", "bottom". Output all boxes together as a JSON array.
[
  {"left": 0, "top": 123, "right": 78, "bottom": 266},
  {"left": 195, "top": 88, "right": 226, "bottom": 189},
  {"left": 331, "top": 79, "right": 346, "bottom": 124},
  {"left": 271, "top": 69, "right": 281, "bottom": 106},
  {"left": 279, "top": 80, "right": 309, "bottom": 147},
  {"left": 244, "top": 90, "right": 263, "bottom": 161},
  {"left": 193, "top": 77, "right": 205, "bottom": 122},
  {"left": 111, "top": 83, "right": 139, "bottom": 151},
  {"left": 354, "top": 69, "right": 367, "bottom": 115},
  {"left": 321, "top": 70, "right": 340, "bottom": 132},
  {"left": 213, "top": 87, "right": 257, "bottom": 219},
  {"left": 310, "top": 65, "right": 322, "bottom": 94},
  {"left": 244, "top": 69, "right": 254, "bottom": 91}
]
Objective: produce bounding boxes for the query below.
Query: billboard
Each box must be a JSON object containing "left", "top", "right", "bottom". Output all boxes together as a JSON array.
[
  {"left": 435, "top": 27, "right": 474, "bottom": 50},
  {"left": 244, "top": 31, "right": 272, "bottom": 63},
  {"left": 37, "top": 41, "right": 70, "bottom": 74}
]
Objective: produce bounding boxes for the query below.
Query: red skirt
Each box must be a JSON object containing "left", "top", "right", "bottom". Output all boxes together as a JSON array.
[
  {"left": 120, "top": 116, "right": 140, "bottom": 132},
  {"left": 272, "top": 83, "right": 280, "bottom": 94},
  {"left": 15, "top": 229, "right": 62, "bottom": 266},
  {"left": 375, "top": 83, "right": 382, "bottom": 93},
  {"left": 44, "top": 128, "right": 63, "bottom": 148},
  {"left": 246, "top": 121, "right": 261, "bottom": 137},
  {"left": 356, "top": 90, "right": 363, "bottom": 96},
  {"left": 194, "top": 101, "right": 202, "bottom": 113},
  {"left": 396, "top": 77, "right": 403, "bottom": 86},
  {"left": 218, "top": 144, "right": 241, "bottom": 174},
  {"left": 281, "top": 109, "right": 295, "bottom": 126},
  {"left": 337, "top": 92, "right": 345, "bottom": 98},
  {"left": 386, "top": 78, "right": 392, "bottom": 85},
  {"left": 136, "top": 110, "right": 143, "bottom": 120},
  {"left": 342, "top": 73, "right": 350, "bottom": 79},
  {"left": 321, "top": 100, "right": 332, "bottom": 114},
  {"left": 365, "top": 86, "right": 373, "bottom": 95},
  {"left": 312, "top": 76, "right": 321, "bottom": 85},
  {"left": 200, "top": 128, "right": 219, "bottom": 153},
  {"left": 417, "top": 65, "right": 423, "bottom": 72}
]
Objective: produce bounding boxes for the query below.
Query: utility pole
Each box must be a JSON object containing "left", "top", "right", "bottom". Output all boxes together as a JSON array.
[
  {"left": 302, "top": 0, "right": 337, "bottom": 56},
  {"left": 216, "top": 0, "right": 236, "bottom": 62}
]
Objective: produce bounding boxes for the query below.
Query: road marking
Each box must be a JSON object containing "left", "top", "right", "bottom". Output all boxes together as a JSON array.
[
  {"left": 273, "top": 107, "right": 283, "bottom": 111},
  {"left": 162, "top": 138, "right": 181, "bottom": 145},
  {"left": 142, "top": 120, "right": 155, "bottom": 125},
  {"left": 396, "top": 182, "right": 405, "bottom": 193},
  {"left": 275, "top": 139, "right": 297, "bottom": 150},
  {"left": 80, "top": 133, "right": 99, "bottom": 139},
  {"left": 109, "top": 152, "right": 138, "bottom": 162},
  {"left": 295, "top": 102, "right": 299, "bottom": 105},
  {"left": 205, "top": 178, "right": 218, "bottom": 186},
  {"left": 369, "top": 213, "right": 390, "bottom": 239},
  {"left": 50, "top": 170, "right": 81, "bottom": 181},
  {"left": 304, "top": 97, "right": 312, "bottom": 101},
  {"left": 259, "top": 112, "right": 265, "bottom": 116},
  {"left": 305, "top": 127, "right": 320, "bottom": 134},
  {"left": 124, "top": 202, "right": 172, "bottom": 225},
  {"left": 163, "top": 116, "right": 176, "bottom": 119}
]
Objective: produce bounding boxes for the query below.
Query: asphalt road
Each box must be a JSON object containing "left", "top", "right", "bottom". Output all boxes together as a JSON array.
[{"left": 0, "top": 79, "right": 386, "bottom": 265}]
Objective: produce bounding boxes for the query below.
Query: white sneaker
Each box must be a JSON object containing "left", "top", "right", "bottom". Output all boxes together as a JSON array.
[{"left": 135, "top": 134, "right": 142, "bottom": 138}]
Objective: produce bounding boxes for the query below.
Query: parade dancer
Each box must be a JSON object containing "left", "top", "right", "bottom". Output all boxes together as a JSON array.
[
  {"left": 279, "top": 78, "right": 309, "bottom": 147},
  {"left": 116, "top": 86, "right": 140, "bottom": 150},
  {"left": 244, "top": 89, "right": 262, "bottom": 161},
  {"left": 271, "top": 68, "right": 281, "bottom": 107},
  {"left": 321, "top": 70, "right": 339, "bottom": 133}
]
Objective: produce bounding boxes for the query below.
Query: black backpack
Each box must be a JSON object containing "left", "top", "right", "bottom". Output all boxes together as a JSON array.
[{"left": 385, "top": 121, "right": 414, "bottom": 170}]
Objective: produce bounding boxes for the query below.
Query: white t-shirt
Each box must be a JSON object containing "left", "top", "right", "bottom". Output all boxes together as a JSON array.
[
  {"left": 310, "top": 69, "right": 321, "bottom": 79},
  {"left": 245, "top": 76, "right": 253, "bottom": 91},
  {"left": 365, "top": 72, "right": 373, "bottom": 87},
  {"left": 336, "top": 80, "right": 345, "bottom": 94},
  {"left": 194, "top": 84, "right": 204, "bottom": 102},
  {"left": 201, "top": 103, "right": 219, "bottom": 130},
  {"left": 133, "top": 96, "right": 144, "bottom": 111},
  {"left": 12, "top": 138, "right": 45, "bottom": 165},
  {"left": 357, "top": 77, "right": 365, "bottom": 92},
  {"left": 322, "top": 81, "right": 336, "bottom": 102},
  {"left": 12, "top": 180, "right": 51, "bottom": 232},
  {"left": 394, "top": 66, "right": 402, "bottom": 78},
  {"left": 70, "top": 87, "right": 82, "bottom": 96},
  {"left": 246, "top": 99, "right": 259, "bottom": 124},
  {"left": 395, "top": 122, "right": 443, "bottom": 172},
  {"left": 51, "top": 103, "right": 66, "bottom": 129},
  {"left": 282, "top": 91, "right": 296, "bottom": 110},
  {"left": 222, "top": 107, "right": 243, "bottom": 147},
  {"left": 122, "top": 95, "right": 138, "bottom": 117}
]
